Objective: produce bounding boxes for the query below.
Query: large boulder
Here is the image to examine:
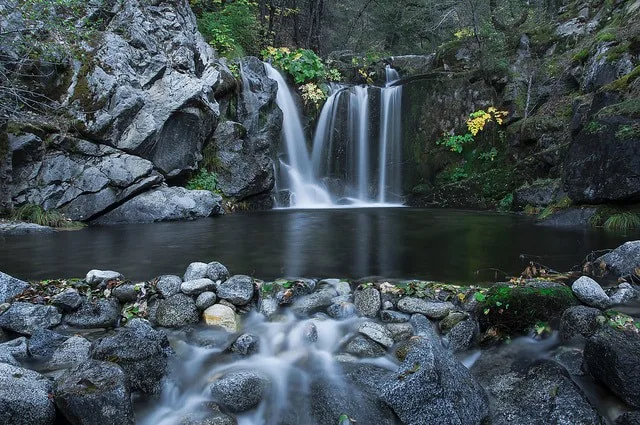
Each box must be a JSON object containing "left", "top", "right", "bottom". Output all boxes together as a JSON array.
[
  {"left": 74, "top": 0, "right": 221, "bottom": 178},
  {"left": 155, "top": 294, "right": 200, "bottom": 327},
  {"left": 54, "top": 360, "right": 134, "bottom": 425},
  {"left": 380, "top": 315, "right": 489, "bottom": 425},
  {"left": 0, "top": 363, "right": 56, "bottom": 425},
  {"left": 584, "top": 326, "right": 640, "bottom": 408},
  {"left": 93, "top": 186, "right": 223, "bottom": 224},
  {"left": 596, "top": 241, "right": 640, "bottom": 279},
  {"left": 209, "top": 370, "right": 270, "bottom": 413},
  {"left": 0, "top": 302, "right": 62, "bottom": 335},
  {"left": 216, "top": 275, "right": 254, "bottom": 306},
  {"left": 64, "top": 298, "right": 120, "bottom": 329},
  {"left": 90, "top": 319, "right": 174, "bottom": 394},
  {"left": 0, "top": 271, "right": 29, "bottom": 303}
]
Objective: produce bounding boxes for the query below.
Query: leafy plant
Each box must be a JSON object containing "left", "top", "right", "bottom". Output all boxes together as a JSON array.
[
  {"left": 199, "top": 0, "right": 261, "bottom": 58},
  {"left": 436, "top": 132, "right": 474, "bottom": 153},
  {"left": 497, "top": 193, "right": 513, "bottom": 211},
  {"left": 262, "top": 47, "right": 326, "bottom": 84},
  {"left": 300, "top": 82, "right": 327, "bottom": 109},
  {"left": 10, "top": 204, "right": 84, "bottom": 228},
  {"left": 478, "top": 147, "right": 499, "bottom": 162},
  {"left": 186, "top": 169, "right": 219, "bottom": 193}
]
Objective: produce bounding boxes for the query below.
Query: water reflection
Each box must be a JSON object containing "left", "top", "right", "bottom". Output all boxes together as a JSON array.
[{"left": 0, "top": 208, "right": 637, "bottom": 282}]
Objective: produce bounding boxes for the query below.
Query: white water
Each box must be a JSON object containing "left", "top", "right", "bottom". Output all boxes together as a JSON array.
[{"left": 267, "top": 62, "right": 404, "bottom": 208}]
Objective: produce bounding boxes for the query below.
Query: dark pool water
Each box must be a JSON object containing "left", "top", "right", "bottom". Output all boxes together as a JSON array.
[{"left": 1, "top": 208, "right": 638, "bottom": 283}]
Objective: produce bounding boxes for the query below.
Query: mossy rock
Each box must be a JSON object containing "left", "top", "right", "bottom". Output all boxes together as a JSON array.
[{"left": 477, "top": 283, "right": 578, "bottom": 335}]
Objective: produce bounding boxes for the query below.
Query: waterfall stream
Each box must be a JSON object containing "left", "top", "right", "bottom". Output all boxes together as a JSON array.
[{"left": 266, "top": 63, "right": 403, "bottom": 208}]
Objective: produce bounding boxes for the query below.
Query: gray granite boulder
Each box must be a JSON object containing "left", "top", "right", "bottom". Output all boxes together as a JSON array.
[
  {"left": 209, "top": 370, "right": 270, "bottom": 413},
  {"left": 0, "top": 271, "right": 29, "bottom": 303},
  {"left": 0, "top": 302, "right": 61, "bottom": 335},
  {"left": 572, "top": 276, "right": 610, "bottom": 309},
  {"left": 155, "top": 294, "right": 200, "bottom": 327},
  {"left": 0, "top": 363, "right": 56, "bottom": 425},
  {"left": 64, "top": 298, "right": 120, "bottom": 329},
  {"left": 216, "top": 275, "right": 254, "bottom": 306}
]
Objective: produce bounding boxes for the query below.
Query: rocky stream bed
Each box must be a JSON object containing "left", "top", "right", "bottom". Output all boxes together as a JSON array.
[{"left": 0, "top": 241, "right": 639, "bottom": 425}]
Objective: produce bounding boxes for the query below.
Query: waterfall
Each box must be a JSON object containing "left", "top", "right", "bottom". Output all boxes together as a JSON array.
[
  {"left": 264, "top": 63, "right": 332, "bottom": 208},
  {"left": 266, "top": 62, "right": 403, "bottom": 208}
]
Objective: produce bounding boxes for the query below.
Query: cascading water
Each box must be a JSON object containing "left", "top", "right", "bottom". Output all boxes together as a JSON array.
[{"left": 267, "top": 62, "right": 404, "bottom": 208}]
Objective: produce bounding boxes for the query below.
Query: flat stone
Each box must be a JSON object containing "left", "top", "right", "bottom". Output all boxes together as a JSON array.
[
  {"left": 380, "top": 310, "right": 411, "bottom": 323},
  {"left": 358, "top": 321, "right": 394, "bottom": 348},
  {"left": 181, "top": 278, "right": 216, "bottom": 296},
  {"left": 196, "top": 292, "right": 217, "bottom": 311},
  {"left": 184, "top": 262, "right": 209, "bottom": 282},
  {"left": 397, "top": 297, "right": 455, "bottom": 319},
  {"left": 216, "top": 275, "right": 254, "bottom": 306},
  {"left": 64, "top": 298, "right": 120, "bottom": 329},
  {"left": 345, "top": 335, "right": 386, "bottom": 357},
  {"left": 85, "top": 270, "right": 123, "bottom": 287},
  {"left": 386, "top": 322, "right": 414, "bottom": 342},
  {"left": 51, "top": 288, "right": 82, "bottom": 312}
]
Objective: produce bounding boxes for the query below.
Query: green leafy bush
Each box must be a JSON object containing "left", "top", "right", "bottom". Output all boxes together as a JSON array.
[
  {"left": 11, "top": 204, "right": 84, "bottom": 228},
  {"left": 187, "top": 169, "right": 219, "bottom": 193},
  {"left": 198, "top": 0, "right": 260, "bottom": 58},
  {"left": 436, "top": 133, "right": 474, "bottom": 153},
  {"left": 262, "top": 47, "right": 327, "bottom": 84}
]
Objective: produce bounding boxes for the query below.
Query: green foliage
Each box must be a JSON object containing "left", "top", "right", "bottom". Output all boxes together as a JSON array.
[
  {"left": 616, "top": 124, "right": 640, "bottom": 140},
  {"left": 478, "top": 147, "right": 499, "bottom": 162},
  {"left": 585, "top": 121, "right": 605, "bottom": 134},
  {"left": 497, "top": 193, "right": 513, "bottom": 211},
  {"left": 436, "top": 132, "right": 474, "bottom": 153},
  {"left": 606, "top": 41, "right": 631, "bottom": 62},
  {"left": 603, "top": 310, "right": 640, "bottom": 335},
  {"left": 602, "top": 66, "right": 640, "bottom": 93},
  {"left": 596, "top": 98, "right": 640, "bottom": 118},
  {"left": 186, "top": 169, "right": 219, "bottom": 193},
  {"left": 262, "top": 47, "right": 327, "bottom": 84},
  {"left": 537, "top": 197, "right": 572, "bottom": 220},
  {"left": 596, "top": 31, "right": 616, "bottom": 43},
  {"left": 572, "top": 48, "right": 590, "bottom": 64},
  {"left": 10, "top": 204, "right": 84, "bottom": 228},
  {"left": 589, "top": 206, "right": 640, "bottom": 231},
  {"left": 198, "top": 0, "right": 261, "bottom": 58}
]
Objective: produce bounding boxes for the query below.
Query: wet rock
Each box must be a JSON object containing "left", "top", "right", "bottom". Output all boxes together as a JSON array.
[
  {"left": 203, "top": 304, "right": 238, "bottom": 332},
  {"left": 382, "top": 300, "right": 394, "bottom": 310},
  {"left": 0, "top": 363, "right": 56, "bottom": 425},
  {"left": 46, "top": 336, "right": 91, "bottom": 371},
  {"left": 196, "top": 292, "right": 217, "bottom": 311},
  {"left": 303, "top": 322, "right": 318, "bottom": 343},
  {"left": 538, "top": 207, "right": 597, "bottom": 227},
  {"left": 447, "top": 320, "right": 477, "bottom": 352},
  {"left": 0, "top": 302, "right": 62, "bottom": 335},
  {"left": 552, "top": 346, "right": 586, "bottom": 376},
  {"left": 184, "top": 263, "right": 209, "bottom": 282},
  {"left": 327, "top": 301, "right": 358, "bottom": 319},
  {"left": 155, "top": 294, "right": 199, "bottom": 328},
  {"left": 54, "top": 360, "right": 134, "bottom": 425},
  {"left": 610, "top": 283, "right": 638, "bottom": 305},
  {"left": 584, "top": 326, "right": 640, "bottom": 408},
  {"left": 209, "top": 370, "right": 270, "bottom": 413},
  {"left": 397, "top": 297, "right": 455, "bottom": 319},
  {"left": 572, "top": 276, "right": 610, "bottom": 309},
  {"left": 178, "top": 412, "right": 236, "bottom": 425},
  {"left": 439, "top": 311, "right": 469, "bottom": 333},
  {"left": 230, "top": 333, "right": 260, "bottom": 355},
  {"left": 290, "top": 287, "right": 339, "bottom": 316},
  {"left": 380, "top": 310, "right": 410, "bottom": 323},
  {"left": 258, "top": 295, "right": 278, "bottom": 318},
  {"left": 51, "top": 288, "right": 82, "bottom": 312},
  {"left": 181, "top": 278, "right": 216, "bottom": 296},
  {"left": 0, "top": 222, "right": 54, "bottom": 235},
  {"left": 90, "top": 319, "right": 174, "bottom": 394},
  {"left": 344, "top": 335, "right": 386, "bottom": 357},
  {"left": 156, "top": 275, "right": 183, "bottom": 298},
  {"left": 386, "top": 322, "right": 414, "bottom": 342},
  {"left": 359, "top": 321, "right": 394, "bottom": 348},
  {"left": 596, "top": 241, "right": 640, "bottom": 279},
  {"left": 85, "top": 270, "right": 123, "bottom": 287},
  {"left": 616, "top": 411, "right": 640, "bottom": 425},
  {"left": 560, "top": 305, "right": 602, "bottom": 341},
  {"left": 28, "top": 329, "right": 69, "bottom": 360},
  {"left": 206, "top": 262, "right": 230, "bottom": 282},
  {"left": 112, "top": 284, "right": 139, "bottom": 303},
  {"left": 64, "top": 298, "right": 120, "bottom": 329},
  {"left": 354, "top": 288, "right": 381, "bottom": 318},
  {"left": 93, "top": 186, "right": 223, "bottom": 224},
  {"left": 380, "top": 315, "right": 489, "bottom": 425},
  {"left": 216, "top": 275, "right": 254, "bottom": 306},
  {"left": 0, "top": 271, "right": 29, "bottom": 303},
  {"left": 0, "top": 337, "right": 28, "bottom": 365}
]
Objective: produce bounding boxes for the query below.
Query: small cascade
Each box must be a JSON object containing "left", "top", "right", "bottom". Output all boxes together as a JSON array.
[
  {"left": 378, "top": 65, "right": 403, "bottom": 203},
  {"left": 264, "top": 63, "right": 332, "bottom": 208}
]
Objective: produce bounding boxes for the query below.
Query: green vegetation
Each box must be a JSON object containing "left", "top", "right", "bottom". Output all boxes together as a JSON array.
[
  {"left": 590, "top": 206, "right": 640, "bottom": 231},
  {"left": 198, "top": 0, "right": 261, "bottom": 57},
  {"left": 10, "top": 204, "right": 84, "bottom": 228},
  {"left": 596, "top": 31, "right": 616, "bottom": 43},
  {"left": 186, "top": 169, "right": 219, "bottom": 193},
  {"left": 572, "top": 48, "right": 590, "bottom": 64},
  {"left": 498, "top": 193, "right": 513, "bottom": 211},
  {"left": 436, "top": 133, "right": 474, "bottom": 153},
  {"left": 585, "top": 121, "right": 605, "bottom": 134},
  {"left": 616, "top": 123, "right": 640, "bottom": 140},
  {"left": 537, "top": 196, "right": 572, "bottom": 220},
  {"left": 262, "top": 47, "right": 327, "bottom": 85},
  {"left": 602, "top": 310, "right": 640, "bottom": 335},
  {"left": 596, "top": 99, "right": 640, "bottom": 118},
  {"left": 602, "top": 66, "right": 640, "bottom": 93}
]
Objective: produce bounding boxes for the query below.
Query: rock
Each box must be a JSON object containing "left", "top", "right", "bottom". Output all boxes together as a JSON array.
[
  {"left": 155, "top": 294, "right": 200, "bottom": 328},
  {"left": 538, "top": 207, "right": 597, "bottom": 227},
  {"left": 258, "top": 295, "right": 279, "bottom": 318},
  {"left": 54, "top": 360, "right": 134, "bottom": 425},
  {"left": 322, "top": 279, "right": 351, "bottom": 296},
  {"left": 358, "top": 321, "right": 394, "bottom": 348},
  {"left": 610, "top": 283, "right": 638, "bottom": 305},
  {"left": 181, "top": 278, "right": 216, "bottom": 296},
  {"left": 560, "top": 306, "right": 602, "bottom": 341},
  {"left": 380, "top": 314, "right": 489, "bottom": 425},
  {"left": 582, "top": 43, "right": 634, "bottom": 93},
  {"left": 354, "top": 288, "right": 381, "bottom": 318},
  {"left": 178, "top": 411, "right": 236, "bottom": 425},
  {"left": 617, "top": 411, "right": 640, "bottom": 425},
  {"left": 596, "top": 241, "right": 640, "bottom": 279},
  {"left": 552, "top": 346, "right": 586, "bottom": 376},
  {"left": 326, "top": 301, "right": 358, "bottom": 319},
  {"left": 112, "top": 284, "right": 139, "bottom": 303},
  {"left": 216, "top": 275, "right": 254, "bottom": 306},
  {"left": 344, "top": 335, "right": 386, "bottom": 357},
  {"left": 64, "top": 298, "right": 120, "bottom": 329},
  {"left": 439, "top": 311, "right": 469, "bottom": 333},
  {"left": 584, "top": 326, "right": 640, "bottom": 408},
  {"left": 0, "top": 336, "right": 28, "bottom": 365},
  {"left": 397, "top": 297, "right": 455, "bottom": 319},
  {"left": 28, "top": 329, "right": 69, "bottom": 360},
  {"left": 386, "top": 322, "right": 414, "bottom": 342},
  {"left": 513, "top": 179, "right": 563, "bottom": 209},
  {"left": 206, "top": 262, "right": 230, "bottom": 282},
  {"left": 382, "top": 300, "right": 394, "bottom": 310},
  {"left": 196, "top": 292, "right": 217, "bottom": 311},
  {"left": 46, "top": 336, "right": 91, "bottom": 370},
  {"left": 447, "top": 320, "right": 477, "bottom": 352},
  {"left": 572, "top": 276, "right": 610, "bottom": 309},
  {"left": 0, "top": 221, "right": 54, "bottom": 235},
  {"left": 209, "top": 370, "right": 270, "bottom": 413},
  {"left": 0, "top": 271, "right": 30, "bottom": 303},
  {"left": 51, "top": 288, "right": 82, "bottom": 312},
  {"left": 203, "top": 304, "right": 238, "bottom": 332},
  {"left": 472, "top": 347, "right": 603, "bottom": 425},
  {"left": 93, "top": 186, "right": 223, "bottom": 224},
  {"left": 156, "top": 275, "right": 183, "bottom": 298},
  {"left": 379, "top": 310, "right": 410, "bottom": 323},
  {"left": 85, "top": 270, "right": 123, "bottom": 287},
  {"left": 91, "top": 319, "right": 174, "bottom": 394},
  {"left": 387, "top": 54, "right": 435, "bottom": 76},
  {"left": 230, "top": 333, "right": 260, "bottom": 355},
  {"left": 184, "top": 262, "right": 209, "bottom": 282},
  {"left": 0, "top": 363, "right": 56, "bottom": 425},
  {"left": 0, "top": 302, "right": 62, "bottom": 335}
]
